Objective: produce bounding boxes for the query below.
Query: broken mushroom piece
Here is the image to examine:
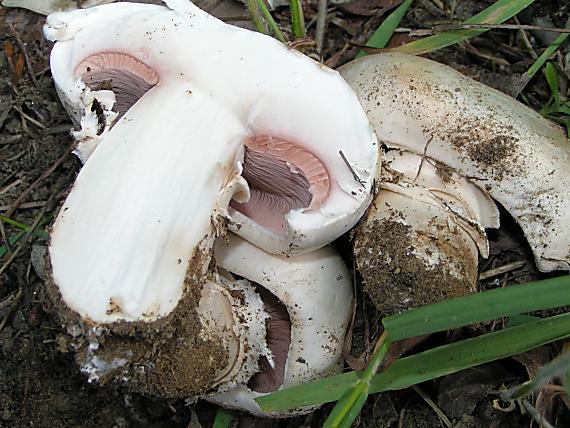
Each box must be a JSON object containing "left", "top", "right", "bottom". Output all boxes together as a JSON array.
[
  {"left": 54, "top": 234, "right": 352, "bottom": 415},
  {"left": 340, "top": 52, "right": 570, "bottom": 311},
  {"left": 42, "top": 0, "right": 368, "bottom": 403},
  {"left": 209, "top": 234, "right": 353, "bottom": 416}
]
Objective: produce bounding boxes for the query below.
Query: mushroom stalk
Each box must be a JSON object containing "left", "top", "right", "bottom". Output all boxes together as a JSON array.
[
  {"left": 354, "top": 150, "right": 498, "bottom": 312},
  {"left": 51, "top": 82, "right": 247, "bottom": 322}
]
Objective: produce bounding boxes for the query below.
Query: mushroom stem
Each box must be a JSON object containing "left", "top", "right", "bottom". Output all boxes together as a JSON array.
[
  {"left": 354, "top": 150, "right": 498, "bottom": 313},
  {"left": 50, "top": 82, "right": 247, "bottom": 323}
]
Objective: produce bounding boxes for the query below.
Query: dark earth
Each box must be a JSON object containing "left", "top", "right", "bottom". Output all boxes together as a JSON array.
[{"left": 1, "top": 0, "right": 569, "bottom": 427}]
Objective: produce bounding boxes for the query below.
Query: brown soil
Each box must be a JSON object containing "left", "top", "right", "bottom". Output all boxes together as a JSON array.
[
  {"left": 354, "top": 219, "right": 476, "bottom": 315},
  {"left": 1, "top": 1, "right": 569, "bottom": 427}
]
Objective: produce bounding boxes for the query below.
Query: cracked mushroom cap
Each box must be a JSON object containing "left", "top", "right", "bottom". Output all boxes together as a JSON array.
[{"left": 340, "top": 52, "right": 570, "bottom": 273}]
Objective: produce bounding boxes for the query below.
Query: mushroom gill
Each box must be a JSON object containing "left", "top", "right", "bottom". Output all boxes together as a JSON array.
[
  {"left": 77, "top": 52, "right": 159, "bottom": 120},
  {"left": 232, "top": 136, "right": 330, "bottom": 235},
  {"left": 247, "top": 286, "right": 291, "bottom": 394}
]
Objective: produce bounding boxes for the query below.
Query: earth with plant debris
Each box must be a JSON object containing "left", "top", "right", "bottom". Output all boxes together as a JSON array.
[{"left": 1, "top": 0, "right": 569, "bottom": 427}]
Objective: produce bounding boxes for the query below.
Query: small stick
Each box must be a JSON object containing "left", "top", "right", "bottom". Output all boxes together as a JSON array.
[
  {"left": 479, "top": 261, "right": 526, "bottom": 281},
  {"left": 316, "top": 0, "right": 327, "bottom": 53},
  {"left": 0, "top": 201, "right": 47, "bottom": 212},
  {"left": 0, "top": 201, "right": 50, "bottom": 280},
  {"left": 14, "top": 106, "right": 46, "bottom": 130},
  {"left": 339, "top": 150, "right": 365, "bottom": 188},
  {"left": 3, "top": 142, "right": 74, "bottom": 219},
  {"left": 413, "top": 385, "right": 453, "bottom": 428},
  {"left": 0, "top": 287, "right": 23, "bottom": 333},
  {"left": 0, "top": 221, "right": 11, "bottom": 255},
  {"left": 521, "top": 399, "right": 555, "bottom": 428},
  {"left": 8, "top": 24, "right": 39, "bottom": 88}
]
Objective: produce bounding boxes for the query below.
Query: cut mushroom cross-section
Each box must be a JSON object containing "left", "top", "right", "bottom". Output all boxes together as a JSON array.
[
  {"left": 45, "top": 0, "right": 378, "bottom": 255},
  {"left": 42, "top": 0, "right": 370, "bottom": 404},
  {"left": 45, "top": 0, "right": 376, "bottom": 321},
  {"left": 208, "top": 234, "right": 353, "bottom": 416}
]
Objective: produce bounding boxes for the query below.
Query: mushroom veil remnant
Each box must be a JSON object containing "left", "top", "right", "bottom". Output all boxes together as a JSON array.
[
  {"left": 42, "top": 0, "right": 374, "bottom": 410},
  {"left": 340, "top": 52, "right": 570, "bottom": 313}
]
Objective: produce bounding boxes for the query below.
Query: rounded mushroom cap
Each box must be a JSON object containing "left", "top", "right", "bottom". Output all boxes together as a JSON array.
[
  {"left": 340, "top": 52, "right": 570, "bottom": 272},
  {"left": 209, "top": 234, "right": 353, "bottom": 416}
]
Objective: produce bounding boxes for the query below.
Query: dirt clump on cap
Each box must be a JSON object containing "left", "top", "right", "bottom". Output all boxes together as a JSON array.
[
  {"left": 42, "top": 240, "right": 229, "bottom": 398},
  {"left": 354, "top": 219, "right": 476, "bottom": 315}
]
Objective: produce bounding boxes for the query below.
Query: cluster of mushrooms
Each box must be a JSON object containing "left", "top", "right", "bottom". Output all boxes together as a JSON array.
[{"left": 42, "top": 0, "right": 570, "bottom": 417}]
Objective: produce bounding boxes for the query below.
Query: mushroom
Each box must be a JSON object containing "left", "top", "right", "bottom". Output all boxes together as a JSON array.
[
  {"left": 42, "top": 0, "right": 370, "bottom": 405},
  {"left": 340, "top": 52, "right": 570, "bottom": 312},
  {"left": 1, "top": 0, "right": 115, "bottom": 15},
  {"left": 208, "top": 234, "right": 352, "bottom": 416}
]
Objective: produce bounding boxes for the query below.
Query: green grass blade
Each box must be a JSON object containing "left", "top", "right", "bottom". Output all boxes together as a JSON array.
[
  {"left": 392, "top": 0, "right": 536, "bottom": 55},
  {"left": 544, "top": 62, "right": 559, "bottom": 102},
  {"left": 257, "top": 371, "right": 358, "bottom": 413},
  {"left": 257, "top": 312, "right": 570, "bottom": 412},
  {"left": 371, "top": 312, "right": 570, "bottom": 393},
  {"left": 245, "top": 0, "right": 268, "bottom": 34},
  {"left": 289, "top": 0, "right": 305, "bottom": 39},
  {"left": 356, "top": 0, "right": 414, "bottom": 58},
  {"left": 323, "top": 380, "right": 368, "bottom": 428},
  {"left": 212, "top": 408, "right": 234, "bottom": 428},
  {"left": 0, "top": 214, "right": 49, "bottom": 239},
  {"left": 257, "top": 0, "right": 286, "bottom": 43},
  {"left": 501, "top": 351, "right": 570, "bottom": 400},
  {"left": 507, "top": 314, "right": 539, "bottom": 328},
  {"left": 383, "top": 275, "right": 570, "bottom": 340},
  {"left": 523, "top": 17, "right": 570, "bottom": 82},
  {"left": 0, "top": 231, "right": 25, "bottom": 258},
  {"left": 323, "top": 334, "right": 391, "bottom": 427}
]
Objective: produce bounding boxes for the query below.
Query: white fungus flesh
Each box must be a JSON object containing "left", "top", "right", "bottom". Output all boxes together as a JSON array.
[
  {"left": 45, "top": 0, "right": 377, "bottom": 326},
  {"left": 209, "top": 234, "right": 353, "bottom": 416},
  {"left": 340, "top": 52, "right": 570, "bottom": 272}
]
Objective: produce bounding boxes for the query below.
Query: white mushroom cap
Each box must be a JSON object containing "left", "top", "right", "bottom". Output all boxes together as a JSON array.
[
  {"left": 208, "top": 234, "right": 353, "bottom": 416},
  {"left": 340, "top": 52, "right": 570, "bottom": 272}
]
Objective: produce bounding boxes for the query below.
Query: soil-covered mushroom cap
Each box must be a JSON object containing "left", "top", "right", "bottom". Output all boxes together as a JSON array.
[{"left": 341, "top": 52, "right": 570, "bottom": 274}]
